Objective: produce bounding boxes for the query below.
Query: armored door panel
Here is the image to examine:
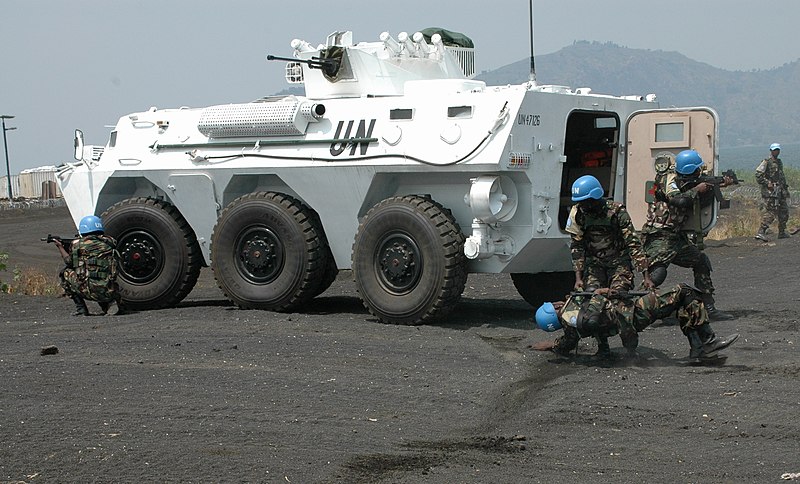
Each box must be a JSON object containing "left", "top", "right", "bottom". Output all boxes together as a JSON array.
[{"left": 624, "top": 108, "right": 718, "bottom": 231}]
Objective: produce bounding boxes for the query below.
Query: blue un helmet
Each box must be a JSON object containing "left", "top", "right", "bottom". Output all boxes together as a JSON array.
[
  {"left": 535, "top": 302, "right": 562, "bottom": 332},
  {"left": 770, "top": 143, "right": 781, "bottom": 151},
  {"left": 571, "top": 175, "right": 604, "bottom": 202},
  {"left": 78, "top": 215, "right": 104, "bottom": 235},
  {"left": 675, "top": 150, "right": 704, "bottom": 175}
]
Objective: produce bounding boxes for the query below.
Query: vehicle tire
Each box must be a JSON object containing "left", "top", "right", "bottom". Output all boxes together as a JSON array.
[
  {"left": 352, "top": 195, "right": 467, "bottom": 325},
  {"left": 308, "top": 211, "right": 338, "bottom": 298},
  {"left": 511, "top": 271, "right": 574, "bottom": 308},
  {"left": 211, "top": 192, "right": 328, "bottom": 311},
  {"left": 102, "top": 197, "right": 203, "bottom": 310}
]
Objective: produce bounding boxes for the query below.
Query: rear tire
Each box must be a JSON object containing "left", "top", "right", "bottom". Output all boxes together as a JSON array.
[
  {"left": 211, "top": 192, "right": 328, "bottom": 311},
  {"left": 352, "top": 195, "right": 467, "bottom": 325},
  {"left": 511, "top": 271, "right": 574, "bottom": 308},
  {"left": 102, "top": 198, "right": 202, "bottom": 310}
]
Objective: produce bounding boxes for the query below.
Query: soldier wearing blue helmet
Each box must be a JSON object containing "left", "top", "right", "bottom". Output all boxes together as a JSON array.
[
  {"left": 755, "top": 143, "right": 791, "bottom": 241},
  {"left": 641, "top": 150, "right": 735, "bottom": 321},
  {"left": 532, "top": 284, "right": 739, "bottom": 364},
  {"left": 565, "top": 175, "right": 654, "bottom": 295},
  {"left": 53, "top": 215, "right": 126, "bottom": 316}
]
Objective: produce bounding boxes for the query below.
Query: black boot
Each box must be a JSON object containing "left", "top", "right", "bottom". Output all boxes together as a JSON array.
[
  {"left": 755, "top": 225, "right": 769, "bottom": 242},
  {"left": 72, "top": 296, "right": 89, "bottom": 316},
  {"left": 697, "top": 324, "right": 739, "bottom": 357},
  {"left": 702, "top": 294, "right": 734, "bottom": 321},
  {"left": 595, "top": 336, "right": 612, "bottom": 359},
  {"left": 778, "top": 227, "right": 791, "bottom": 239},
  {"left": 686, "top": 325, "right": 739, "bottom": 363}
]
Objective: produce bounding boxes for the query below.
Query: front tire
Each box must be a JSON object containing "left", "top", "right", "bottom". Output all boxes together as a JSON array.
[
  {"left": 352, "top": 195, "right": 467, "bottom": 325},
  {"left": 211, "top": 192, "right": 328, "bottom": 311},
  {"left": 101, "top": 198, "right": 203, "bottom": 310}
]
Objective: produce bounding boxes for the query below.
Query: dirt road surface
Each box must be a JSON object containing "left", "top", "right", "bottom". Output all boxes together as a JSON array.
[{"left": 1, "top": 206, "right": 798, "bottom": 483}]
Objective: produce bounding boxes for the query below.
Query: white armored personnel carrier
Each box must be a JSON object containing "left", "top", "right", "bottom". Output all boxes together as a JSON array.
[{"left": 59, "top": 28, "right": 721, "bottom": 324}]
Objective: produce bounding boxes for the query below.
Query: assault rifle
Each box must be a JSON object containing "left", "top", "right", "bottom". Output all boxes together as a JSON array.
[
  {"left": 571, "top": 290, "right": 651, "bottom": 299},
  {"left": 677, "top": 169, "right": 739, "bottom": 209},
  {"left": 41, "top": 234, "right": 77, "bottom": 251}
]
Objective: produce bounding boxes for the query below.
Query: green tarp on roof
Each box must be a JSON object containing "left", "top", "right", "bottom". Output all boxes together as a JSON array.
[{"left": 419, "top": 27, "right": 474, "bottom": 48}]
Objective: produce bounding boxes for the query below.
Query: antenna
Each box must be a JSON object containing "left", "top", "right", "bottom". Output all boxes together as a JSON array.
[{"left": 528, "top": 0, "right": 537, "bottom": 84}]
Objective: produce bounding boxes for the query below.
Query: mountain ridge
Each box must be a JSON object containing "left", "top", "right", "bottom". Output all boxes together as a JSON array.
[{"left": 475, "top": 41, "right": 800, "bottom": 147}]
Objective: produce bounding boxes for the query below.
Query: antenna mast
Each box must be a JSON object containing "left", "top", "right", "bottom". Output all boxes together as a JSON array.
[{"left": 528, "top": 0, "right": 537, "bottom": 84}]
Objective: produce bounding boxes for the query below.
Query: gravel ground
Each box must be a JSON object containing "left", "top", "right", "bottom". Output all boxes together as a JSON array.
[{"left": 1, "top": 206, "right": 799, "bottom": 483}]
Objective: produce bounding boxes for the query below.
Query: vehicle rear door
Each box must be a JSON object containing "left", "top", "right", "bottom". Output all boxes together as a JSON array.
[{"left": 624, "top": 108, "right": 719, "bottom": 232}]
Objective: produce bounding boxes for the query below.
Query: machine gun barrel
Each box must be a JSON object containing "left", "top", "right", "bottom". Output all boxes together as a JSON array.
[{"left": 266, "top": 54, "right": 340, "bottom": 76}]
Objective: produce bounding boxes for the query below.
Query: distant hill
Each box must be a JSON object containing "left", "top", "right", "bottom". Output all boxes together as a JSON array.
[{"left": 475, "top": 41, "right": 800, "bottom": 148}]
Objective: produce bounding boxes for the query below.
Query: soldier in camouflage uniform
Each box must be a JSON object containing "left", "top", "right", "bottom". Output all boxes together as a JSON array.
[
  {"left": 54, "top": 215, "right": 124, "bottom": 316},
  {"left": 532, "top": 284, "right": 739, "bottom": 364},
  {"left": 565, "top": 175, "right": 654, "bottom": 293},
  {"left": 642, "top": 150, "right": 734, "bottom": 321},
  {"left": 755, "top": 143, "right": 791, "bottom": 241}
]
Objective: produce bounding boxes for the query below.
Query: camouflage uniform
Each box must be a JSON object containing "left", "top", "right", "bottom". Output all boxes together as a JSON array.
[
  {"left": 565, "top": 199, "right": 649, "bottom": 292},
  {"left": 755, "top": 155, "right": 790, "bottom": 238},
  {"left": 552, "top": 284, "right": 721, "bottom": 360},
  {"left": 60, "top": 234, "right": 120, "bottom": 304},
  {"left": 642, "top": 169, "right": 716, "bottom": 297}
]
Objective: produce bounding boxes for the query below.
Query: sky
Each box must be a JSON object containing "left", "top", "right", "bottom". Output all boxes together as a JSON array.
[{"left": 2, "top": 0, "right": 799, "bottom": 173}]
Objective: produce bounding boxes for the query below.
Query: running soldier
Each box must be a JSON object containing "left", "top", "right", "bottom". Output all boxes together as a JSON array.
[
  {"left": 755, "top": 143, "right": 791, "bottom": 241},
  {"left": 532, "top": 284, "right": 739, "bottom": 364},
  {"left": 566, "top": 175, "right": 654, "bottom": 292},
  {"left": 641, "top": 150, "right": 734, "bottom": 321},
  {"left": 53, "top": 215, "right": 125, "bottom": 316}
]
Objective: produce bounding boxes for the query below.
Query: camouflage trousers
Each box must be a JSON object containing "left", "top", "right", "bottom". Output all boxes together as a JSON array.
[
  {"left": 759, "top": 196, "right": 789, "bottom": 232},
  {"left": 643, "top": 229, "right": 714, "bottom": 295},
  {"left": 553, "top": 293, "right": 635, "bottom": 354},
  {"left": 583, "top": 255, "right": 635, "bottom": 292},
  {"left": 631, "top": 284, "right": 707, "bottom": 336},
  {"left": 60, "top": 267, "right": 119, "bottom": 303},
  {"left": 552, "top": 284, "right": 707, "bottom": 354}
]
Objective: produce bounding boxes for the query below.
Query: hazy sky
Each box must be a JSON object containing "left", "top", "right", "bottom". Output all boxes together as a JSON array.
[{"left": 2, "top": 0, "right": 798, "bottom": 172}]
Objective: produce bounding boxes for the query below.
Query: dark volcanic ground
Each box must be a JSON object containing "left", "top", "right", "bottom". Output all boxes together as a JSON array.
[{"left": 1, "top": 206, "right": 799, "bottom": 483}]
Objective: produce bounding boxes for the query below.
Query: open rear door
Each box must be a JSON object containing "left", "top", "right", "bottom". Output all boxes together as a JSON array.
[{"left": 624, "top": 108, "right": 719, "bottom": 232}]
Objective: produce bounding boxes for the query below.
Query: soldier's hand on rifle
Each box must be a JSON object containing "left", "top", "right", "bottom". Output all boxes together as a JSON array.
[
  {"left": 641, "top": 271, "right": 656, "bottom": 290},
  {"left": 694, "top": 182, "right": 712, "bottom": 194},
  {"left": 574, "top": 272, "right": 584, "bottom": 291},
  {"left": 721, "top": 175, "right": 734, "bottom": 187}
]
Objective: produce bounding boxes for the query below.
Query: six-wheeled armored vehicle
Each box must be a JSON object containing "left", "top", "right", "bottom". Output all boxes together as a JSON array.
[{"left": 59, "top": 28, "right": 722, "bottom": 324}]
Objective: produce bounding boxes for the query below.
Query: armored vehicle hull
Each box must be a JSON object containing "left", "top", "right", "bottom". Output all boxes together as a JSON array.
[{"left": 59, "top": 29, "right": 720, "bottom": 324}]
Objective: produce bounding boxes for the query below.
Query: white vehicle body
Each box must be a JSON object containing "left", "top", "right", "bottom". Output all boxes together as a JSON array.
[{"left": 58, "top": 29, "right": 720, "bottom": 324}]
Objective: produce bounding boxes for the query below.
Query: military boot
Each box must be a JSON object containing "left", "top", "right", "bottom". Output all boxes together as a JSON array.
[
  {"left": 778, "top": 227, "right": 791, "bottom": 239},
  {"left": 755, "top": 225, "right": 769, "bottom": 242},
  {"left": 697, "top": 324, "right": 739, "bottom": 357},
  {"left": 594, "top": 336, "right": 612, "bottom": 359},
  {"left": 72, "top": 296, "right": 90, "bottom": 317},
  {"left": 702, "top": 294, "right": 734, "bottom": 321}
]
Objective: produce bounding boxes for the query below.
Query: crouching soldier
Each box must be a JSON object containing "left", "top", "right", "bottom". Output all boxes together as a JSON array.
[
  {"left": 532, "top": 284, "right": 738, "bottom": 364},
  {"left": 53, "top": 215, "right": 126, "bottom": 316}
]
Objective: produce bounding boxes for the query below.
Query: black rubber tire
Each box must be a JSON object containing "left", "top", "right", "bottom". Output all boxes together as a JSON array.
[
  {"left": 352, "top": 195, "right": 467, "bottom": 325},
  {"left": 511, "top": 271, "right": 574, "bottom": 308},
  {"left": 101, "top": 197, "right": 203, "bottom": 310},
  {"left": 211, "top": 192, "right": 327, "bottom": 311},
  {"left": 308, "top": 211, "right": 338, "bottom": 298}
]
